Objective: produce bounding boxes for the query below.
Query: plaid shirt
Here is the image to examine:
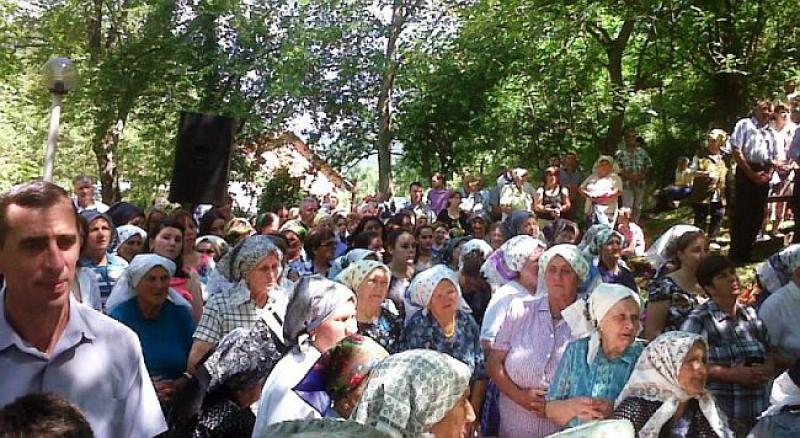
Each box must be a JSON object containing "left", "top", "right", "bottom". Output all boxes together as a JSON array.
[
  {"left": 194, "top": 290, "right": 286, "bottom": 351},
  {"left": 681, "top": 300, "right": 769, "bottom": 423},
  {"left": 615, "top": 147, "right": 652, "bottom": 175}
]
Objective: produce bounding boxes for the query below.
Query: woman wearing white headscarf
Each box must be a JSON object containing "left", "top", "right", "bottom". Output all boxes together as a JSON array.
[
  {"left": 252, "top": 275, "right": 357, "bottom": 434},
  {"left": 546, "top": 283, "right": 645, "bottom": 428},
  {"left": 487, "top": 244, "right": 589, "bottom": 437},
  {"left": 480, "top": 236, "right": 548, "bottom": 348},
  {"left": 108, "top": 254, "right": 196, "bottom": 405},
  {"left": 398, "top": 264, "right": 487, "bottom": 431},
  {"left": 644, "top": 228, "right": 708, "bottom": 340},
  {"left": 189, "top": 236, "right": 288, "bottom": 372},
  {"left": 336, "top": 259, "right": 402, "bottom": 352},
  {"left": 611, "top": 331, "right": 733, "bottom": 438},
  {"left": 459, "top": 239, "right": 494, "bottom": 324},
  {"left": 351, "top": 349, "right": 476, "bottom": 438},
  {"left": 756, "top": 243, "right": 800, "bottom": 305},
  {"left": 113, "top": 224, "right": 147, "bottom": 262},
  {"left": 749, "top": 363, "right": 800, "bottom": 437}
]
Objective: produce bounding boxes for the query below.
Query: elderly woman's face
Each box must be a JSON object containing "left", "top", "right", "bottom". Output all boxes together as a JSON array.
[
  {"left": 601, "top": 236, "right": 622, "bottom": 263},
  {"left": 87, "top": 218, "right": 112, "bottom": 254},
  {"left": 195, "top": 241, "right": 216, "bottom": 259},
  {"left": 151, "top": 227, "right": 183, "bottom": 260},
  {"left": 599, "top": 298, "right": 640, "bottom": 357},
  {"left": 357, "top": 268, "right": 390, "bottom": 309},
  {"left": 429, "top": 279, "right": 459, "bottom": 318},
  {"left": 519, "top": 217, "right": 538, "bottom": 237},
  {"left": 136, "top": 266, "right": 170, "bottom": 309},
  {"left": 428, "top": 390, "right": 476, "bottom": 438},
  {"left": 544, "top": 255, "right": 579, "bottom": 297},
  {"left": 246, "top": 253, "right": 282, "bottom": 304},
  {"left": 118, "top": 235, "right": 144, "bottom": 262},
  {"left": 678, "top": 343, "right": 708, "bottom": 397},
  {"left": 312, "top": 299, "right": 357, "bottom": 353}
]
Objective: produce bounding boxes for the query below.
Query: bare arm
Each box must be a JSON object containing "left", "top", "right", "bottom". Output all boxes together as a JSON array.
[
  {"left": 643, "top": 300, "right": 670, "bottom": 341},
  {"left": 187, "top": 272, "right": 204, "bottom": 322},
  {"left": 187, "top": 339, "right": 215, "bottom": 374}
]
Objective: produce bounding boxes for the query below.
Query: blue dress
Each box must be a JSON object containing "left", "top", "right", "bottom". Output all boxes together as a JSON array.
[
  {"left": 110, "top": 298, "right": 196, "bottom": 379},
  {"left": 547, "top": 337, "right": 645, "bottom": 428},
  {"left": 399, "top": 309, "right": 487, "bottom": 382}
]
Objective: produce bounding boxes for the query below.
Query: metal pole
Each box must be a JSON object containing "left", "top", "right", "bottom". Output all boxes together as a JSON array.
[{"left": 43, "top": 93, "right": 64, "bottom": 182}]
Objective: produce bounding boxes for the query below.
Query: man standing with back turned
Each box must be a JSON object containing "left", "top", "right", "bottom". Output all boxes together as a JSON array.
[{"left": 0, "top": 181, "right": 166, "bottom": 437}]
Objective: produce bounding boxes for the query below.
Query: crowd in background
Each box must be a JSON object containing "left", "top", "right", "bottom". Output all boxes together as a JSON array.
[{"left": 5, "top": 93, "right": 800, "bottom": 437}]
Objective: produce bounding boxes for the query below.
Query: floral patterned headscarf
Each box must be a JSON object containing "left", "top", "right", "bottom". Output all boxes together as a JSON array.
[
  {"left": 481, "top": 235, "right": 547, "bottom": 288},
  {"left": 203, "top": 319, "right": 282, "bottom": 394},
  {"left": 293, "top": 334, "right": 389, "bottom": 414},
  {"left": 335, "top": 260, "right": 390, "bottom": 293},
  {"left": 458, "top": 238, "right": 493, "bottom": 271},
  {"left": 329, "top": 249, "right": 379, "bottom": 279},
  {"left": 407, "top": 264, "right": 461, "bottom": 314},
  {"left": 615, "top": 331, "right": 731, "bottom": 438},
  {"left": 351, "top": 349, "right": 471, "bottom": 437},
  {"left": 539, "top": 244, "right": 590, "bottom": 284}
]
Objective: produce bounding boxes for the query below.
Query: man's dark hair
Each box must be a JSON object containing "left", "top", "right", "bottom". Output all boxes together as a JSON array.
[
  {"left": 0, "top": 181, "right": 78, "bottom": 248},
  {"left": 409, "top": 181, "right": 423, "bottom": 190},
  {"left": 0, "top": 393, "right": 94, "bottom": 437},
  {"left": 696, "top": 254, "right": 734, "bottom": 289}
]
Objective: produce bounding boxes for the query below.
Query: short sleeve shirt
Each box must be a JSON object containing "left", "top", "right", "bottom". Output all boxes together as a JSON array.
[
  {"left": 0, "top": 291, "right": 167, "bottom": 437},
  {"left": 681, "top": 301, "right": 769, "bottom": 422},
  {"left": 616, "top": 147, "right": 652, "bottom": 175},
  {"left": 194, "top": 290, "right": 287, "bottom": 350},
  {"left": 730, "top": 116, "right": 778, "bottom": 164}
]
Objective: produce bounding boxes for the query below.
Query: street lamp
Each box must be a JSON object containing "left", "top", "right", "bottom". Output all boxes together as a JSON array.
[{"left": 41, "top": 57, "right": 78, "bottom": 182}]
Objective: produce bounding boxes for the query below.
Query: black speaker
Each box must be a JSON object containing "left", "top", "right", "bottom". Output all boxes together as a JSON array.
[{"left": 169, "top": 111, "right": 236, "bottom": 205}]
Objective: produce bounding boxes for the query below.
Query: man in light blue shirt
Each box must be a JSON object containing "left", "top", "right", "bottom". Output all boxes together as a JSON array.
[{"left": 0, "top": 181, "right": 166, "bottom": 438}]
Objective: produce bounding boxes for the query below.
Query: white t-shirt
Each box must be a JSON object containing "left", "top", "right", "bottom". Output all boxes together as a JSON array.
[{"left": 480, "top": 280, "right": 533, "bottom": 343}]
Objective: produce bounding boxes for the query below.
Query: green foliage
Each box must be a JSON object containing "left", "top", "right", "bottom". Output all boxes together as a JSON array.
[{"left": 257, "top": 167, "right": 306, "bottom": 213}]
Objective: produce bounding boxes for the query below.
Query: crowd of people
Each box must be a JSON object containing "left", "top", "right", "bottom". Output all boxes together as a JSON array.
[{"left": 4, "top": 96, "right": 800, "bottom": 437}]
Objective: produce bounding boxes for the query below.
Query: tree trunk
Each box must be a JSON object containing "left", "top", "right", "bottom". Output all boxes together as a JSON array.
[
  {"left": 92, "top": 117, "right": 126, "bottom": 204},
  {"left": 377, "top": 0, "right": 408, "bottom": 196},
  {"left": 602, "top": 19, "right": 636, "bottom": 154}
]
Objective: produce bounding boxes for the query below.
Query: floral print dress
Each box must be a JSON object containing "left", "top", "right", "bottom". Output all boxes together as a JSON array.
[
  {"left": 398, "top": 309, "right": 487, "bottom": 383},
  {"left": 647, "top": 275, "right": 707, "bottom": 333}
]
